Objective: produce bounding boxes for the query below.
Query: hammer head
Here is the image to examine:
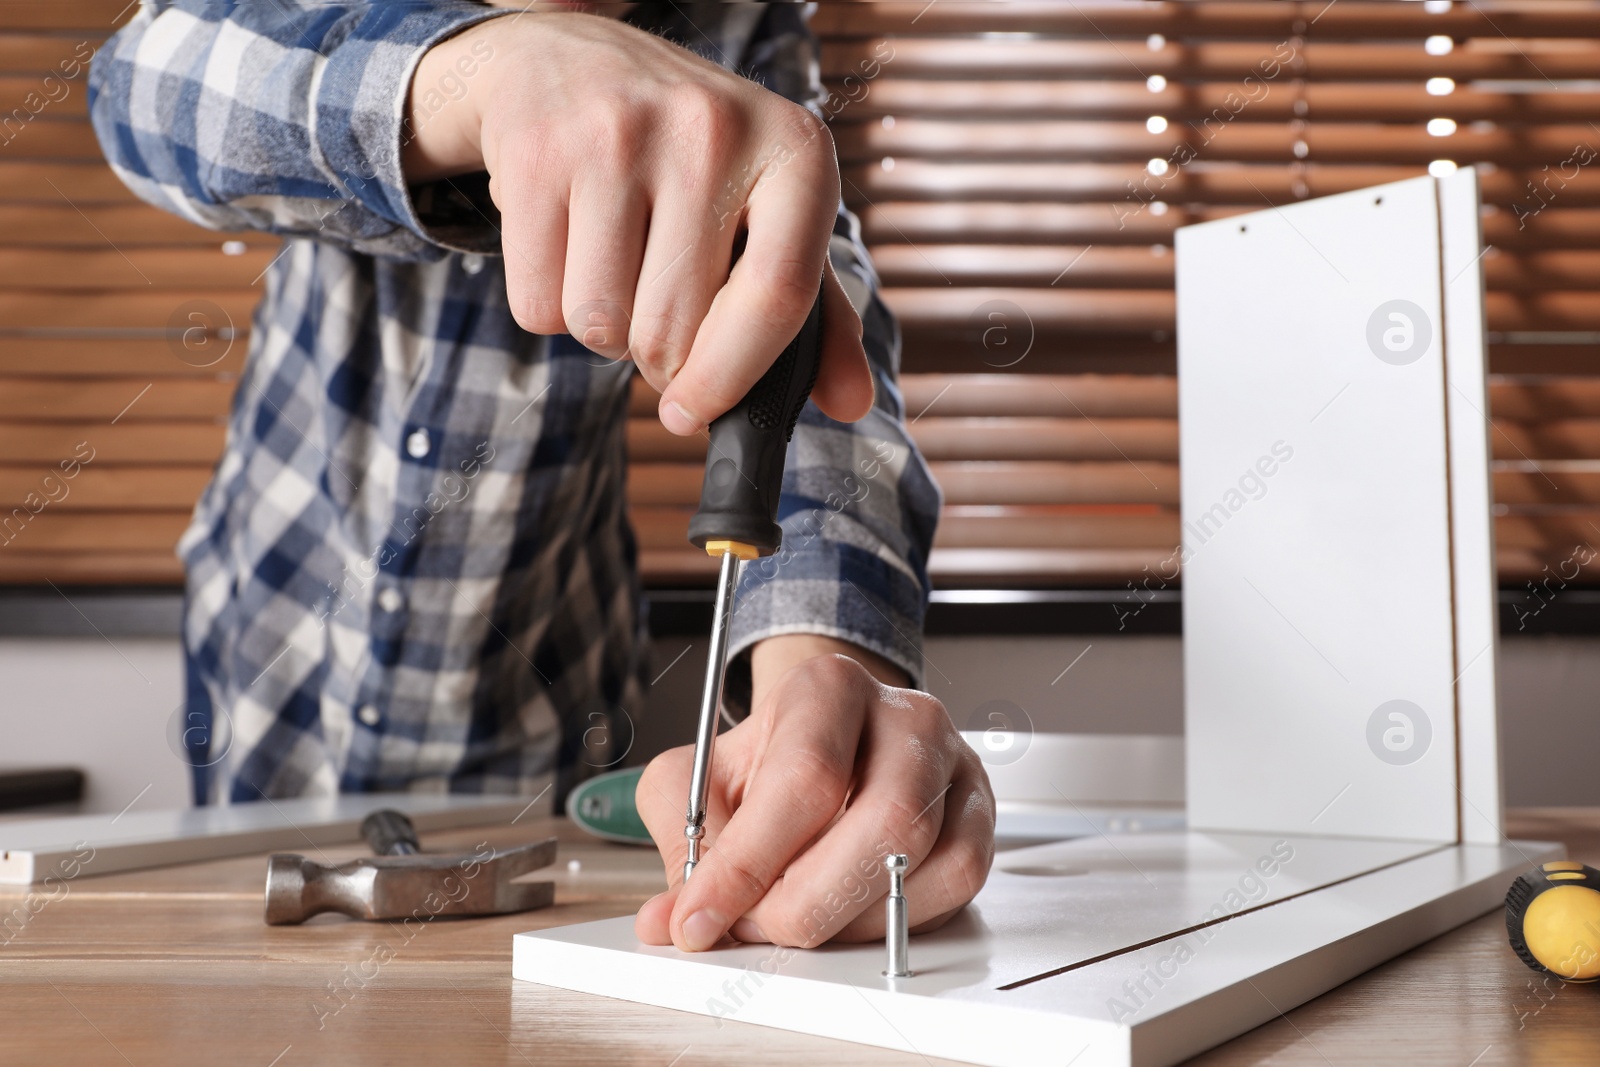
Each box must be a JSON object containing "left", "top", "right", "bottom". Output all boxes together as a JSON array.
[{"left": 264, "top": 838, "right": 558, "bottom": 926}]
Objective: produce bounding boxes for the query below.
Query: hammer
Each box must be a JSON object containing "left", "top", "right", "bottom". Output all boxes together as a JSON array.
[{"left": 263, "top": 809, "right": 557, "bottom": 925}]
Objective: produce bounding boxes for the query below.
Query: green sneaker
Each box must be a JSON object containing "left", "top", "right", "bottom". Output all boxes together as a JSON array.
[{"left": 565, "top": 765, "right": 653, "bottom": 846}]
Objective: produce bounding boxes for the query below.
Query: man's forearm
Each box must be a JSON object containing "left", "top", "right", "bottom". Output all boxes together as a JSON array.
[
  {"left": 91, "top": 1, "right": 508, "bottom": 253},
  {"left": 402, "top": 23, "right": 499, "bottom": 184},
  {"left": 750, "top": 635, "right": 912, "bottom": 713}
]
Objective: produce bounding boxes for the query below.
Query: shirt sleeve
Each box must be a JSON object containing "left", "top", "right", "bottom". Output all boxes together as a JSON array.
[
  {"left": 87, "top": 0, "right": 515, "bottom": 259},
  {"left": 721, "top": 203, "right": 943, "bottom": 709}
]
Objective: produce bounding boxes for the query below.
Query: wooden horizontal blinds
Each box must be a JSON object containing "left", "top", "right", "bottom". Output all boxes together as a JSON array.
[
  {"left": 2, "top": 1, "right": 1598, "bottom": 589},
  {"left": 816, "top": 0, "right": 1600, "bottom": 586}
]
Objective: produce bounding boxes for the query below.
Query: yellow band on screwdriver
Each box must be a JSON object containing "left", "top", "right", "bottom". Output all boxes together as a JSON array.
[{"left": 705, "top": 540, "right": 761, "bottom": 561}]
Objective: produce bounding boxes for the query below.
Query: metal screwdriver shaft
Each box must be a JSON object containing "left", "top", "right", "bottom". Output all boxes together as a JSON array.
[
  {"left": 885, "top": 853, "right": 911, "bottom": 977},
  {"left": 678, "top": 269, "right": 824, "bottom": 889},
  {"left": 683, "top": 547, "right": 742, "bottom": 883}
]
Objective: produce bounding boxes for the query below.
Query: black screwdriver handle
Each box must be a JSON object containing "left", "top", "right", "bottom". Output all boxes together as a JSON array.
[
  {"left": 686, "top": 281, "right": 825, "bottom": 557},
  {"left": 360, "top": 808, "right": 421, "bottom": 856}
]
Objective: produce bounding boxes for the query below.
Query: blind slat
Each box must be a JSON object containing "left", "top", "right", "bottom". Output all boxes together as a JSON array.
[
  {"left": 823, "top": 79, "right": 1600, "bottom": 123},
  {"left": 0, "top": 204, "right": 278, "bottom": 247},
  {"left": 0, "top": 247, "right": 277, "bottom": 289},
  {"left": 0, "top": 337, "right": 247, "bottom": 377},
  {"left": 0, "top": 553, "right": 183, "bottom": 585},
  {"left": 0, "top": 512, "right": 186, "bottom": 551},
  {"left": 0, "top": 291, "right": 261, "bottom": 329},
  {"left": 0, "top": 2, "right": 129, "bottom": 30},
  {"left": 870, "top": 244, "right": 1600, "bottom": 292},
  {"left": 0, "top": 378, "right": 234, "bottom": 421},
  {"left": 0, "top": 162, "right": 141, "bottom": 202},
  {"left": 0, "top": 466, "right": 209, "bottom": 510},
  {"left": 812, "top": 2, "right": 1600, "bottom": 38},
  {"left": 822, "top": 39, "right": 1600, "bottom": 81},
  {"left": 858, "top": 203, "right": 1600, "bottom": 251},
  {"left": 0, "top": 35, "right": 106, "bottom": 71},
  {"left": 835, "top": 119, "right": 1600, "bottom": 166},
  {"left": 845, "top": 161, "right": 1600, "bottom": 207},
  {"left": 884, "top": 288, "right": 1600, "bottom": 334},
  {"left": 0, "top": 423, "right": 225, "bottom": 464},
  {"left": 0, "top": 120, "right": 101, "bottom": 160}
]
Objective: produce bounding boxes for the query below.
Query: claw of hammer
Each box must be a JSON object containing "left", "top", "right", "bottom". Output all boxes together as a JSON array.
[{"left": 264, "top": 836, "right": 559, "bottom": 926}]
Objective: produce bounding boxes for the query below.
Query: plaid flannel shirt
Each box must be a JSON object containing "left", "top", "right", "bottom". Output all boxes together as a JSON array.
[{"left": 89, "top": 1, "right": 940, "bottom": 806}]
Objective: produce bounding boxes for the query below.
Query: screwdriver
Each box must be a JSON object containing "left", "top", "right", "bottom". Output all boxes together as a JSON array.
[
  {"left": 1506, "top": 860, "right": 1600, "bottom": 982},
  {"left": 681, "top": 275, "right": 825, "bottom": 884}
]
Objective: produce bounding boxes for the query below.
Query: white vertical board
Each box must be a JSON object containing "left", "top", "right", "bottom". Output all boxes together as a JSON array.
[
  {"left": 1438, "top": 168, "right": 1505, "bottom": 845},
  {"left": 1176, "top": 177, "right": 1459, "bottom": 841}
]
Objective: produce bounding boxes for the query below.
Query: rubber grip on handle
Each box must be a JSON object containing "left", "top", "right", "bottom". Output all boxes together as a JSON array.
[
  {"left": 360, "top": 809, "right": 421, "bottom": 856},
  {"left": 687, "top": 281, "right": 825, "bottom": 557}
]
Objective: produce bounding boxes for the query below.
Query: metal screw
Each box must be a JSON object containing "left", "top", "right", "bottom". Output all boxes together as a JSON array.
[
  {"left": 884, "top": 853, "right": 911, "bottom": 977},
  {"left": 683, "top": 823, "right": 703, "bottom": 883}
]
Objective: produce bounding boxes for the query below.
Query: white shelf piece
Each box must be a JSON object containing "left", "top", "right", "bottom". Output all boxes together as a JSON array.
[
  {"left": 0, "top": 790, "right": 548, "bottom": 884},
  {"left": 515, "top": 833, "right": 1558, "bottom": 1067}
]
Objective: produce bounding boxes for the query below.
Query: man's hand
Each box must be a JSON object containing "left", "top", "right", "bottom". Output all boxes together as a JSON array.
[
  {"left": 632, "top": 645, "right": 996, "bottom": 952},
  {"left": 403, "top": 12, "right": 875, "bottom": 436}
]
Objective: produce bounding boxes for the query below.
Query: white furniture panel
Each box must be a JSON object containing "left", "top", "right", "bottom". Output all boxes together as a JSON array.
[
  {"left": 0, "top": 791, "right": 545, "bottom": 884},
  {"left": 515, "top": 834, "right": 1556, "bottom": 1067},
  {"left": 1177, "top": 177, "right": 1460, "bottom": 842},
  {"left": 1438, "top": 167, "right": 1505, "bottom": 845}
]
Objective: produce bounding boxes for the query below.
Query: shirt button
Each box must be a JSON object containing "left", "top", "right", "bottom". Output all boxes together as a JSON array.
[
  {"left": 358, "top": 704, "right": 382, "bottom": 727},
  {"left": 405, "top": 428, "right": 430, "bottom": 459},
  {"left": 461, "top": 253, "right": 485, "bottom": 275},
  {"left": 377, "top": 587, "right": 404, "bottom": 614}
]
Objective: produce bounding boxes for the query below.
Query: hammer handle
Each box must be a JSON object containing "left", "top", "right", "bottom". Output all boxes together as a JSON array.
[{"left": 361, "top": 809, "right": 421, "bottom": 856}]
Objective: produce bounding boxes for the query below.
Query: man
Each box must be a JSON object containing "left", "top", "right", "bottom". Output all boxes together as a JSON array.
[{"left": 90, "top": 0, "right": 993, "bottom": 953}]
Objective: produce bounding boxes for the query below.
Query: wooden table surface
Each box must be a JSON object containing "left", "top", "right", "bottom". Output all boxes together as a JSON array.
[{"left": 3, "top": 808, "right": 1596, "bottom": 1067}]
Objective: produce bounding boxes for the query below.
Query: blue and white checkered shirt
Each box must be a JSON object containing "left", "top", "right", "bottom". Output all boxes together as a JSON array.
[{"left": 89, "top": 1, "right": 940, "bottom": 806}]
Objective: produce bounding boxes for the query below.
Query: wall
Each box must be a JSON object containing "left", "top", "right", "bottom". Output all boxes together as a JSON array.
[{"left": 2, "top": 638, "right": 186, "bottom": 814}]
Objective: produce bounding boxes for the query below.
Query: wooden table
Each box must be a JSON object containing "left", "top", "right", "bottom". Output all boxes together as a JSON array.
[{"left": 3, "top": 809, "right": 1595, "bottom": 1066}]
